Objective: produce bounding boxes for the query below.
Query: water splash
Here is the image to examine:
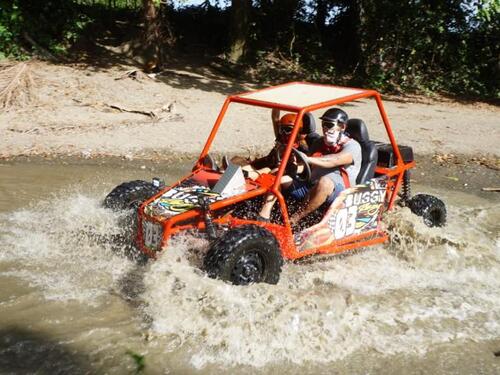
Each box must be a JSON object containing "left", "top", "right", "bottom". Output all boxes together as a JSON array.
[
  {"left": 0, "top": 194, "right": 133, "bottom": 303},
  {"left": 1, "top": 193, "right": 499, "bottom": 369},
  {"left": 142, "top": 205, "right": 500, "bottom": 368}
]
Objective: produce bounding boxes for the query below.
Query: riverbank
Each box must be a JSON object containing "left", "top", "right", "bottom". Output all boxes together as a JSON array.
[{"left": 1, "top": 60, "right": 499, "bottom": 161}]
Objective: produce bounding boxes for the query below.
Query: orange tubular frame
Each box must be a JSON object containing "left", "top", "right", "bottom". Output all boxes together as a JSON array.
[{"left": 137, "top": 82, "right": 414, "bottom": 261}]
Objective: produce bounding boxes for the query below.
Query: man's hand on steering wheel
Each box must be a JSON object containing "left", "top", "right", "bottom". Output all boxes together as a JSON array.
[{"left": 294, "top": 149, "right": 310, "bottom": 164}]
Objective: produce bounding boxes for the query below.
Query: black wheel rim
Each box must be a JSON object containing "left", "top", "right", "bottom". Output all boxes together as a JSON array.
[
  {"left": 425, "top": 208, "right": 445, "bottom": 227},
  {"left": 231, "top": 250, "right": 265, "bottom": 285}
]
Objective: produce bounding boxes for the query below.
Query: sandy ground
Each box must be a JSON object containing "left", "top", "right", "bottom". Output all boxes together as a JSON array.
[{"left": 1, "top": 61, "right": 499, "bottom": 163}]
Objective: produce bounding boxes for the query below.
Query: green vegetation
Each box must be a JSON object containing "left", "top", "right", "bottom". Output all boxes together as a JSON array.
[
  {"left": 0, "top": 0, "right": 91, "bottom": 59},
  {"left": 0, "top": 0, "right": 498, "bottom": 99},
  {"left": 0, "top": 0, "right": 23, "bottom": 59},
  {"left": 126, "top": 350, "right": 145, "bottom": 373}
]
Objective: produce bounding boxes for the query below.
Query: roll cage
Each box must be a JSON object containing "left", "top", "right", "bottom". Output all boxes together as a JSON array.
[{"left": 195, "top": 81, "right": 413, "bottom": 223}]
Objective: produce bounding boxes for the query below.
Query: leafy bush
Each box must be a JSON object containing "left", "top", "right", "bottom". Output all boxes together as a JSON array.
[
  {"left": 0, "top": 0, "right": 92, "bottom": 59},
  {"left": 0, "top": 0, "right": 24, "bottom": 59}
]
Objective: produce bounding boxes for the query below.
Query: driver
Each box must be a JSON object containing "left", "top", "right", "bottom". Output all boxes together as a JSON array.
[{"left": 287, "top": 108, "right": 362, "bottom": 226}]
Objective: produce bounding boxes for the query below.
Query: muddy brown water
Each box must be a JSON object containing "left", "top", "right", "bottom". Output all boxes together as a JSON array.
[{"left": 0, "top": 159, "right": 499, "bottom": 374}]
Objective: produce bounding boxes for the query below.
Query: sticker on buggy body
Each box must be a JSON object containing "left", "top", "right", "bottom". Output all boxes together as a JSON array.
[
  {"left": 144, "top": 185, "right": 223, "bottom": 217},
  {"left": 296, "top": 178, "right": 387, "bottom": 252}
]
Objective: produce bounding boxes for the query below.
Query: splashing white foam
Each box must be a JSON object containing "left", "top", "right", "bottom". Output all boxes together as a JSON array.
[
  {"left": 141, "top": 204, "right": 500, "bottom": 368},
  {"left": 0, "top": 194, "right": 133, "bottom": 303}
]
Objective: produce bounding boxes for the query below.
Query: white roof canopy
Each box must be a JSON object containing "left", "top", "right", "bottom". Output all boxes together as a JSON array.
[{"left": 234, "top": 82, "right": 369, "bottom": 110}]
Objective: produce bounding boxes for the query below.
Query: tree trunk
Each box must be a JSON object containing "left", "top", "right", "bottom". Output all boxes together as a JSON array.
[
  {"left": 274, "top": 0, "right": 299, "bottom": 52},
  {"left": 315, "top": 0, "right": 328, "bottom": 41},
  {"left": 142, "top": 0, "right": 161, "bottom": 71},
  {"left": 228, "top": 0, "right": 252, "bottom": 62},
  {"left": 345, "top": 0, "right": 369, "bottom": 77}
]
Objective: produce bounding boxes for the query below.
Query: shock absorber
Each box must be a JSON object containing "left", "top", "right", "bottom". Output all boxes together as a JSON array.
[
  {"left": 198, "top": 195, "right": 217, "bottom": 241},
  {"left": 400, "top": 170, "right": 412, "bottom": 204}
]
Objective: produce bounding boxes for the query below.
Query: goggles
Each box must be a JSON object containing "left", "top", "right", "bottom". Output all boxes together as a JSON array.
[{"left": 279, "top": 125, "right": 294, "bottom": 135}]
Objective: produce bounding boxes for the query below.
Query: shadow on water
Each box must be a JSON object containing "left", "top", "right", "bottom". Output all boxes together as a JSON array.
[
  {"left": 0, "top": 327, "right": 93, "bottom": 375},
  {"left": 115, "top": 256, "right": 156, "bottom": 329},
  {"left": 116, "top": 262, "right": 150, "bottom": 317}
]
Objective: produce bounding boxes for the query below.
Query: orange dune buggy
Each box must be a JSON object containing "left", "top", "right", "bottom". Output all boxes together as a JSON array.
[{"left": 104, "top": 82, "right": 446, "bottom": 285}]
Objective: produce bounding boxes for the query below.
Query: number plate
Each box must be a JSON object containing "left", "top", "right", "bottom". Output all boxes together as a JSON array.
[{"left": 143, "top": 220, "right": 163, "bottom": 251}]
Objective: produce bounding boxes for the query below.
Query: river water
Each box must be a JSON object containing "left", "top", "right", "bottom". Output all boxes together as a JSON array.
[{"left": 0, "top": 160, "right": 499, "bottom": 374}]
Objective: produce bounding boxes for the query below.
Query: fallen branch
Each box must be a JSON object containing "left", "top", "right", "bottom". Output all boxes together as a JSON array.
[
  {"left": 49, "top": 125, "right": 77, "bottom": 131},
  {"left": 25, "top": 127, "right": 40, "bottom": 134},
  {"left": 72, "top": 98, "right": 178, "bottom": 120},
  {"left": 22, "top": 32, "right": 61, "bottom": 62},
  {"left": 115, "top": 69, "right": 156, "bottom": 81},
  {"left": 481, "top": 187, "right": 500, "bottom": 192},
  {"left": 108, "top": 104, "right": 157, "bottom": 118},
  {"left": 7, "top": 127, "right": 40, "bottom": 134}
]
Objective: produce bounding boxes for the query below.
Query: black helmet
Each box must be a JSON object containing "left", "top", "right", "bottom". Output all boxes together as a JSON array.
[{"left": 320, "top": 108, "right": 348, "bottom": 125}]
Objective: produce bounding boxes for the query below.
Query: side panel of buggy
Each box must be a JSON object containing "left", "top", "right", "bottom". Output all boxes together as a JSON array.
[{"left": 295, "top": 177, "right": 388, "bottom": 253}]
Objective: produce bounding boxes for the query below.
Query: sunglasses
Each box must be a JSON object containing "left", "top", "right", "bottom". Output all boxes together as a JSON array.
[{"left": 321, "top": 120, "right": 341, "bottom": 130}]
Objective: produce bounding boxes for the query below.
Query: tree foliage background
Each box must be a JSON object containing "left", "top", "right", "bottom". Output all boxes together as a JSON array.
[{"left": 0, "top": 0, "right": 498, "bottom": 99}]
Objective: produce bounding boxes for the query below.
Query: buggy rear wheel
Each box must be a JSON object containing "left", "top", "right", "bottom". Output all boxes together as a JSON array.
[
  {"left": 204, "top": 225, "right": 283, "bottom": 285},
  {"left": 407, "top": 194, "right": 447, "bottom": 227}
]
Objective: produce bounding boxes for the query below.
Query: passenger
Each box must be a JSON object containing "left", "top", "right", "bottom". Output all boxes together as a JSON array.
[{"left": 231, "top": 109, "right": 305, "bottom": 179}]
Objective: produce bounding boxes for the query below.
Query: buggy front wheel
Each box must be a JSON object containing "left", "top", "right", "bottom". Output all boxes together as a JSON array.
[{"left": 204, "top": 225, "right": 283, "bottom": 285}]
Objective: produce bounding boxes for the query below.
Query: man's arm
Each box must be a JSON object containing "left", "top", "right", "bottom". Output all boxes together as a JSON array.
[
  {"left": 271, "top": 108, "right": 280, "bottom": 138},
  {"left": 307, "top": 150, "right": 353, "bottom": 169}
]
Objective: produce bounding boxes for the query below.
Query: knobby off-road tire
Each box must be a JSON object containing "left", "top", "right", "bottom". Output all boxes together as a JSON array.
[
  {"left": 103, "top": 180, "right": 160, "bottom": 211},
  {"left": 204, "top": 225, "right": 283, "bottom": 285},
  {"left": 103, "top": 180, "right": 160, "bottom": 263},
  {"left": 407, "top": 194, "right": 447, "bottom": 228}
]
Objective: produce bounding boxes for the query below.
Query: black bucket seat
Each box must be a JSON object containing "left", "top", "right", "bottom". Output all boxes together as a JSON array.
[
  {"left": 346, "top": 119, "right": 378, "bottom": 184},
  {"left": 302, "top": 112, "right": 322, "bottom": 148}
]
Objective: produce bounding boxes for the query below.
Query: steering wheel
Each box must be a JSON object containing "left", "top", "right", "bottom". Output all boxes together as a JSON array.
[{"left": 285, "top": 148, "right": 311, "bottom": 183}]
